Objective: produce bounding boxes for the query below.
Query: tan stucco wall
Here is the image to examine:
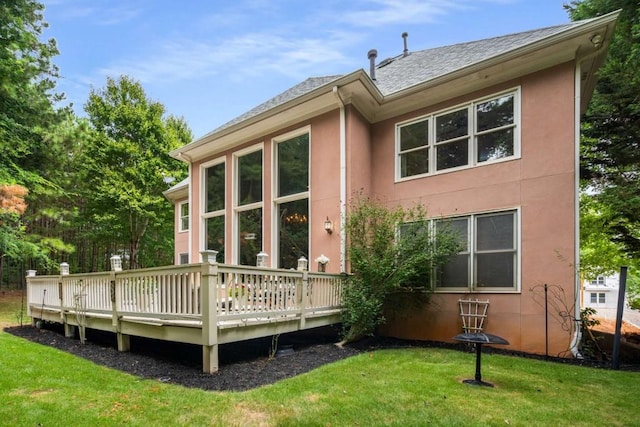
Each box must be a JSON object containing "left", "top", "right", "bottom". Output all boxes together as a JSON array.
[{"left": 370, "top": 63, "right": 577, "bottom": 356}]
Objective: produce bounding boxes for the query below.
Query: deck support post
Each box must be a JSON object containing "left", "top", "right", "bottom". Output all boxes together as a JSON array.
[
  {"left": 201, "top": 250, "right": 220, "bottom": 374},
  {"left": 300, "top": 271, "right": 309, "bottom": 330},
  {"left": 109, "top": 271, "right": 131, "bottom": 352},
  {"left": 64, "top": 323, "right": 76, "bottom": 338}
]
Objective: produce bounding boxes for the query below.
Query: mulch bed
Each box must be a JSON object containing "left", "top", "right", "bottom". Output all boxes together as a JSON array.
[{"left": 6, "top": 322, "right": 640, "bottom": 391}]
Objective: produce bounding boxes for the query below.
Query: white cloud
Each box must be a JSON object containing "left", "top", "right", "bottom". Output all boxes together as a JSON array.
[
  {"left": 89, "top": 28, "right": 360, "bottom": 87},
  {"left": 339, "top": 0, "right": 506, "bottom": 27}
]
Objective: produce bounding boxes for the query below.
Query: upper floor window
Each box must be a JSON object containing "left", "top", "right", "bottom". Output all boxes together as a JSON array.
[
  {"left": 274, "top": 130, "right": 309, "bottom": 269},
  {"left": 179, "top": 201, "right": 189, "bottom": 232},
  {"left": 590, "top": 276, "right": 606, "bottom": 286},
  {"left": 202, "top": 160, "right": 225, "bottom": 261},
  {"left": 235, "top": 147, "right": 263, "bottom": 265},
  {"left": 397, "top": 89, "right": 519, "bottom": 180}
]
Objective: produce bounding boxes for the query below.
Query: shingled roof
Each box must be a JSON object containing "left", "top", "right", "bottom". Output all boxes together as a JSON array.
[
  {"left": 205, "top": 20, "right": 590, "bottom": 138},
  {"left": 373, "top": 22, "right": 584, "bottom": 95}
]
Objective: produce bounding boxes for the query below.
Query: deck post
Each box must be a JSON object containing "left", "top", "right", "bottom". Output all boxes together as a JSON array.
[
  {"left": 200, "top": 250, "right": 219, "bottom": 374},
  {"left": 110, "top": 271, "right": 130, "bottom": 352},
  {"left": 300, "top": 270, "right": 308, "bottom": 330}
]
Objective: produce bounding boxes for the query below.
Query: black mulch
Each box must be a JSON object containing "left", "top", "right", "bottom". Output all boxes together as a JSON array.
[{"left": 6, "top": 323, "right": 636, "bottom": 391}]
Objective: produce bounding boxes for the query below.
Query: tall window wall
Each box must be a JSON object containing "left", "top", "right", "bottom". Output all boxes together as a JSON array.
[{"left": 274, "top": 131, "right": 309, "bottom": 269}]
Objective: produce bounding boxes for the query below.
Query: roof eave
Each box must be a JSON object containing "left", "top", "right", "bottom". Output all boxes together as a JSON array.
[
  {"left": 170, "top": 70, "right": 382, "bottom": 162},
  {"left": 375, "top": 10, "right": 619, "bottom": 120}
]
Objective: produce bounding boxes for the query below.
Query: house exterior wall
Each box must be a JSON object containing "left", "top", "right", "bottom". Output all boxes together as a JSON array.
[
  {"left": 372, "top": 62, "right": 578, "bottom": 356},
  {"left": 180, "top": 61, "right": 583, "bottom": 356},
  {"left": 583, "top": 274, "right": 620, "bottom": 310}
]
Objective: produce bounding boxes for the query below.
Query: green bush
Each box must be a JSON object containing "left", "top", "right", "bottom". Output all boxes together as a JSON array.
[{"left": 340, "top": 196, "right": 460, "bottom": 344}]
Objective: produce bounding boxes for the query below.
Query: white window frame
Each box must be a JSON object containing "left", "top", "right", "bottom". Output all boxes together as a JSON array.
[
  {"left": 178, "top": 253, "right": 189, "bottom": 265},
  {"left": 200, "top": 158, "right": 226, "bottom": 259},
  {"left": 271, "top": 126, "right": 311, "bottom": 268},
  {"left": 232, "top": 144, "right": 264, "bottom": 265},
  {"left": 433, "top": 208, "right": 521, "bottom": 293},
  {"left": 178, "top": 201, "right": 189, "bottom": 232},
  {"left": 396, "top": 88, "right": 521, "bottom": 182}
]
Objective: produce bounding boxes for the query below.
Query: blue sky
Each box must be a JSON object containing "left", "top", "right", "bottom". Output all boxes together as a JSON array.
[{"left": 42, "top": 0, "right": 571, "bottom": 139}]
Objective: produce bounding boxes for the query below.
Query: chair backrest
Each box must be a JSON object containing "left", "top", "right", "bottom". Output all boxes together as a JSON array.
[{"left": 458, "top": 298, "right": 490, "bottom": 333}]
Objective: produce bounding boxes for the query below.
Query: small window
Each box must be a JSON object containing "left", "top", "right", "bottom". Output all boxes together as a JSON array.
[
  {"left": 179, "top": 202, "right": 189, "bottom": 232},
  {"left": 179, "top": 253, "right": 189, "bottom": 265}
]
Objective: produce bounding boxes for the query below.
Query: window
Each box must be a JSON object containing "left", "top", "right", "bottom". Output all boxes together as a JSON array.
[
  {"left": 235, "top": 148, "right": 263, "bottom": 265},
  {"left": 397, "top": 89, "right": 519, "bottom": 179},
  {"left": 274, "top": 130, "right": 309, "bottom": 269},
  {"left": 179, "top": 253, "right": 189, "bottom": 265},
  {"left": 435, "top": 210, "right": 518, "bottom": 291},
  {"left": 590, "top": 292, "right": 606, "bottom": 304},
  {"left": 179, "top": 201, "right": 189, "bottom": 232},
  {"left": 590, "top": 276, "right": 606, "bottom": 286},
  {"left": 202, "top": 161, "right": 225, "bottom": 261}
]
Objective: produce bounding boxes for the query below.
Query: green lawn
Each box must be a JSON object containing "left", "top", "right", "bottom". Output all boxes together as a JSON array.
[{"left": 1, "top": 291, "right": 638, "bottom": 426}]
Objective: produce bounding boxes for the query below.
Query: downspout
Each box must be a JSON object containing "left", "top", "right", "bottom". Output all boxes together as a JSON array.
[
  {"left": 332, "top": 86, "right": 347, "bottom": 271},
  {"left": 570, "top": 61, "right": 582, "bottom": 358}
]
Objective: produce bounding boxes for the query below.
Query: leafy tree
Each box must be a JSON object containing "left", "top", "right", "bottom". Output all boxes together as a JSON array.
[
  {"left": 83, "top": 76, "right": 190, "bottom": 269},
  {"left": 0, "top": 0, "right": 62, "bottom": 186},
  {"left": 566, "top": 1, "right": 640, "bottom": 259},
  {"left": 339, "top": 196, "right": 460, "bottom": 344}
]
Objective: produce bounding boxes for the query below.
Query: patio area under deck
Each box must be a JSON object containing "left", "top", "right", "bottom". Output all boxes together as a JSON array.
[{"left": 26, "top": 254, "right": 344, "bottom": 373}]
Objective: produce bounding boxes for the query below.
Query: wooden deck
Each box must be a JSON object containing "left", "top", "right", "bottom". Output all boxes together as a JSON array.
[{"left": 26, "top": 257, "right": 344, "bottom": 373}]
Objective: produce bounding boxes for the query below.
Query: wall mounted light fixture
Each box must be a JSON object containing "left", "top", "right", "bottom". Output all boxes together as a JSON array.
[{"left": 324, "top": 217, "right": 333, "bottom": 234}]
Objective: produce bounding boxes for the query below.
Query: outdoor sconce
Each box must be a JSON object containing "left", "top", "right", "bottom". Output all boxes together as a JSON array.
[
  {"left": 110, "top": 255, "right": 122, "bottom": 272},
  {"left": 60, "top": 262, "right": 70, "bottom": 276},
  {"left": 324, "top": 217, "right": 333, "bottom": 234},
  {"left": 256, "top": 251, "right": 269, "bottom": 267},
  {"left": 297, "top": 256, "right": 308, "bottom": 271}
]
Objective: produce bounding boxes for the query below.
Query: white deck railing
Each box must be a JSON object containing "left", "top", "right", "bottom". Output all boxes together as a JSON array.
[
  {"left": 27, "top": 262, "right": 344, "bottom": 324},
  {"left": 26, "top": 260, "right": 345, "bottom": 373}
]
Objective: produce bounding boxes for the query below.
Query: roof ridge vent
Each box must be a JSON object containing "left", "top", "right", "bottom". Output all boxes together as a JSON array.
[
  {"left": 402, "top": 32, "right": 409, "bottom": 57},
  {"left": 368, "top": 49, "right": 377, "bottom": 80}
]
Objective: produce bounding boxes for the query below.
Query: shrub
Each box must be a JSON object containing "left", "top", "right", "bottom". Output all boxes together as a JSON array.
[{"left": 340, "top": 196, "right": 460, "bottom": 344}]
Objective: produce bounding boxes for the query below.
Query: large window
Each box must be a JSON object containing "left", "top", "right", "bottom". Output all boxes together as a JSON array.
[
  {"left": 179, "top": 201, "right": 189, "bottom": 232},
  {"left": 397, "top": 89, "right": 519, "bottom": 179},
  {"left": 436, "top": 210, "right": 518, "bottom": 291},
  {"left": 203, "top": 161, "right": 225, "bottom": 261},
  {"left": 274, "top": 131, "right": 309, "bottom": 269},
  {"left": 235, "top": 148, "right": 263, "bottom": 265}
]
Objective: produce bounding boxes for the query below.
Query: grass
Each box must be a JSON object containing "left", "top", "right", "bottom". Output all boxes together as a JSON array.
[{"left": 1, "top": 291, "right": 639, "bottom": 427}]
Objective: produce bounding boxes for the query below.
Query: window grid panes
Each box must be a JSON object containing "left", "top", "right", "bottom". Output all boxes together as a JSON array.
[
  {"left": 397, "top": 90, "right": 518, "bottom": 179},
  {"left": 203, "top": 161, "right": 225, "bottom": 262},
  {"left": 179, "top": 202, "right": 189, "bottom": 232},
  {"left": 434, "top": 210, "right": 517, "bottom": 291},
  {"left": 275, "top": 132, "right": 310, "bottom": 268},
  {"left": 235, "top": 149, "right": 263, "bottom": 266}
]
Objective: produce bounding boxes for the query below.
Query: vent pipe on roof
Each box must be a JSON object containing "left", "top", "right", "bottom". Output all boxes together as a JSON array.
[
  {"left": 368, "top": 49, "right": 377, "bottom": 80},
  {"left": 402, "top": 32, "right": 409, "bottom": 57}
]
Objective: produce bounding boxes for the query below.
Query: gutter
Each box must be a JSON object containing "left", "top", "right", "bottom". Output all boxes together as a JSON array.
[{"left": 332, "top": 86, "right": 347, "bottom": 271}]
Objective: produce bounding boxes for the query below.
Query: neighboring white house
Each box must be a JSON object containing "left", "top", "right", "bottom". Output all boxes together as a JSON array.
[{"left": 583, "top": 274, "right": 620, "bottom": 310}]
